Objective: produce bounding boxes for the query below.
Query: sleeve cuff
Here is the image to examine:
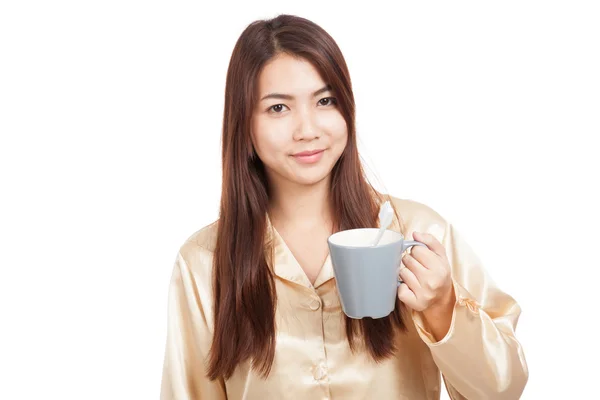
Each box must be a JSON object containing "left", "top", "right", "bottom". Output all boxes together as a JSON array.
[{"left": 411, "top": 278, "right": 482, "bottom": 346}]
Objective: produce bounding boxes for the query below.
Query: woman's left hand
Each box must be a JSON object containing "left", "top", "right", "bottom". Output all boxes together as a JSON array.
[{"left": 397, "top": 232, "right": 455, "bottom": 314}]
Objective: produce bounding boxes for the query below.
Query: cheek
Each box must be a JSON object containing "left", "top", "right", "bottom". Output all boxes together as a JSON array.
[
  {"left": 324, "top": 113, "right": 348, "bottom": 144},
  {"left": 252, "top": 117, "right": 289, "bottom": 157}
]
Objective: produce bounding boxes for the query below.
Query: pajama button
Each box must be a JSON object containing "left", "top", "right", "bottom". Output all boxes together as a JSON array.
[
  {"left": 309, "top": 300, "right": 321, "bottom": 311},
  {"left": 314, "top": 364, "right": 327, "bottom": 380},
  {"left": 458, "top": 296, "right": 480, "bottom": 315}
]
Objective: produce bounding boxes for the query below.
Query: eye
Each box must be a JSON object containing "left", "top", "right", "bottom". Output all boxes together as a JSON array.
[
  {"left": 268, "top": 104, "right": 289, "bottom": 113},
  {"left": 318, "top": 97, "right": 338, "bottom": 107}
]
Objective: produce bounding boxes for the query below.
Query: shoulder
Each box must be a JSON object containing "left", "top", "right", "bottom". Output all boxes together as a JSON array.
[
  {"left": 385, "top": 195, "right": 448, "bottom": 240},
  {"left": 181, "top": 220, "right": 219, "bottom": 253},
  {"left": 168, "top": 221, "right": 220, "bottom": 329},
  {"left": 175, "top": 220, "right": 219, "bottom": 276},
  {"left": 386, "top": 195, "right": 446, "bottom": 226}
]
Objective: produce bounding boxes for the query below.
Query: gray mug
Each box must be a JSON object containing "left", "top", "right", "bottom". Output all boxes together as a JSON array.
[{"left": 327, "top": 228, "right": 426, "bottom": 319}]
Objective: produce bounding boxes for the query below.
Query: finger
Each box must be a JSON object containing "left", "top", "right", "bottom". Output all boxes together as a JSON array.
[
  {"left": 397, "top": 282, "right": 418, "bottom": 309},
  {"left": 409, "top": 245, "right": 439, "bottom": 270},
  {"left": 413, "top": 232, "right": 446, "bottom": 259},
  {"left": 399, "top": 265, "right": 421, "bottom": 290},
  {"left": 402, "top": 252, "right": 427, "bottom": 277}
]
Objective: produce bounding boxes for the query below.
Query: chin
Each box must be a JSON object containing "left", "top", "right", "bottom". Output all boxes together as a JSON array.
[
  {"left": 292, "top": 173, "right": 330, "bottom": 186},
  {"left": 288, "top": 164, "right": 335, "bottom": 186}
]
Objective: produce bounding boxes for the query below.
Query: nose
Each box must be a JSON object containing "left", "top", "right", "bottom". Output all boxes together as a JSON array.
[{"left": 292, "top": 107, "right": 321, "bottom": 141}]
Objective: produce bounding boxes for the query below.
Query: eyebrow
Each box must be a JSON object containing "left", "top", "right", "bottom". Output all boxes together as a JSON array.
[{"left": 260, "top": 84, "right": 332, "bottom": 101}]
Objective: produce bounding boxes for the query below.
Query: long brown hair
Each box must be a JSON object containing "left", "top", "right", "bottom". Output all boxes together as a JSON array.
[{"left": 208, "top": 14, "right": 407, "bottom": 381}]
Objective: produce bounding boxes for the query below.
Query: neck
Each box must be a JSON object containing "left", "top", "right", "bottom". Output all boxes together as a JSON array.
[{"left": 267, "top": 174, "right": 333, "bottom": 230}]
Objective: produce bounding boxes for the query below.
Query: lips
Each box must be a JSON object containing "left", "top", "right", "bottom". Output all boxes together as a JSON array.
[
  {"left": 293, "top": 149, "right": 325, "bottom": 157},
  {"left": 291, "top": 149, "right": 326, "bottom": 164}
]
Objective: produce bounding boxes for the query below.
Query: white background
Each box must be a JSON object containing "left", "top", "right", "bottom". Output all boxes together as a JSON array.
[{"left": 1, "top": 1, "right": 599, "bottom": 399}]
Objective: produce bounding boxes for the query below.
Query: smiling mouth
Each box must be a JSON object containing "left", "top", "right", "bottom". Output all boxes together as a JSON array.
[
  {"left": 292, "top": 149, "right": 325, "bottom": 157},
  {"left": 291, "top": 149, "right": 326, "bottom": 164}
]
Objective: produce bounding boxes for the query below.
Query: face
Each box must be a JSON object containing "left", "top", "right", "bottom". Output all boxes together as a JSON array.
[{"left": 251, "top": 53, "right": 348, "bottom": 188}]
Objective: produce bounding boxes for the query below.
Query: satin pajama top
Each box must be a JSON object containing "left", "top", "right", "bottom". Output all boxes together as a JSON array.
[{"left": 160, "top": 195, "right": 528, "bottom": 399}]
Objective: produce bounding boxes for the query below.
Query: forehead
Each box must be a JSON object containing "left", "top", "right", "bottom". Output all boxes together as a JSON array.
[{"left": 257, "top": 53, "right": 326, "bottom": 94}]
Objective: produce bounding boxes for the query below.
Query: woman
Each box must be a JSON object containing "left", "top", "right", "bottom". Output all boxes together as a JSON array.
[{"left": 160, "top": 14, "right": 528, "bottom": 400}]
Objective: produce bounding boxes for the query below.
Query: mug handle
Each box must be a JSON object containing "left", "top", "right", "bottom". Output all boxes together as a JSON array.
[{"left": 397, "top": 240, "right": 427, "bottom": 286}]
